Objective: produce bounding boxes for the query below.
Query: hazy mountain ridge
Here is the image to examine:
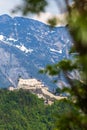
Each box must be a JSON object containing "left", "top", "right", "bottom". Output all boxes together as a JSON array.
[{"left": 0, "top": 14, "right": 72, "bottom": 89}]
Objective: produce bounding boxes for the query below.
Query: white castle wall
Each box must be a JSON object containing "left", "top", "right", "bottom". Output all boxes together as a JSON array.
[{"left": 8, "top": 78, "right": 66, "bottom": 105}]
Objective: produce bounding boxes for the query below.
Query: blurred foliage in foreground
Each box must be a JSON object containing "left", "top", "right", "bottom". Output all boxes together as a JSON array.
[
  {"left": 43, "top": 0, "right": 87, "bottom": 129},
  {"left": 12, "top": 0, "right": 47, "bottom": 15},
  {"left": 11, "top": 0, "right": 87, "bottom": 129}
]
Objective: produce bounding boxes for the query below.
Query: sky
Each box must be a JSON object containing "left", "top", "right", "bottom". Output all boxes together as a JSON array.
[
  {"left": 0, "top": 0, "right": 69, "bottom": 24},
  {"left": 0, "top": 0, "right": 22, "bottom": 16},
  {"left": 0, "top": 0, "right": 59, "bottom": 16}
]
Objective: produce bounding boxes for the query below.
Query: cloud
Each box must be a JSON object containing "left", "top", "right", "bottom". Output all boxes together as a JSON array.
[{"left": 33, "top": 12, "right": 68, "bottom": 26}]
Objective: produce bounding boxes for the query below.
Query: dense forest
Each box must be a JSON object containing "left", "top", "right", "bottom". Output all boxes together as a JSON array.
[{"left": 0, "top": 89, "right": 76, "bottom": 130}]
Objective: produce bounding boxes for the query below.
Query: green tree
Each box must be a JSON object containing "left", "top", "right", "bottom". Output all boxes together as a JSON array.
[{"left": 45, "top": 1, "right": 87, "bottom": 129}]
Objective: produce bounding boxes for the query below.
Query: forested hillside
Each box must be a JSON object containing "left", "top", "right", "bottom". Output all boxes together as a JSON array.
[{"left": 0, "top": 89, "right": 73, "bottom": 130}]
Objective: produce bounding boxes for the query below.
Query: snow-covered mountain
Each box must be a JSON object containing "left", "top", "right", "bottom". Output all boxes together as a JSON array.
[{"left": 0, "top": 14, "right": 72, "bottom": 89}]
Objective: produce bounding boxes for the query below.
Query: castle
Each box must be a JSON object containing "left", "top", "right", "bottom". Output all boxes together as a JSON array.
[{"left": 8, "top": 78, "right": 66, "bottom": 105}]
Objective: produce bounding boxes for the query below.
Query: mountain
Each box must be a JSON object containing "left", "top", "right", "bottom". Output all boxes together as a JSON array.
[{"left": 0, "top": 14, "right": 72, "bottom": 89}]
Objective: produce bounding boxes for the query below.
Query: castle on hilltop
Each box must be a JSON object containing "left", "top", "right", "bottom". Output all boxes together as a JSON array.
[{"left": 8, "top": 78, "right": 66, "bottom": 105}]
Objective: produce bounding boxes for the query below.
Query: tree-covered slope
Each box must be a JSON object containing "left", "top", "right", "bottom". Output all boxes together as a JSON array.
[{"left": 0, "top": 89, "right": 73, "bottom": 130}]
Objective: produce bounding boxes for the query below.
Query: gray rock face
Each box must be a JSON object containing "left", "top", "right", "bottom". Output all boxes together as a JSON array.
[{"left": 0, "top": 14, "right": 72, "bottom": 89}]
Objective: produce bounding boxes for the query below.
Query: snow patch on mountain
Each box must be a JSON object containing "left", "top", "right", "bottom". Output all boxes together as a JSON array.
[
  {"left": 0, "top": 35, "right": 17, "bottom": 44},
  {"left": 0, "top": 35, "right": 4, "bottom": 41},
  {"left": 7, "top": 37, "right": 17, "bottom": 42},
  {"left": 15, "top": 44, "right": 33, "bottom": 53},
  {"left": 50, "top": 48, "right": 62, "bottom": 53}
]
